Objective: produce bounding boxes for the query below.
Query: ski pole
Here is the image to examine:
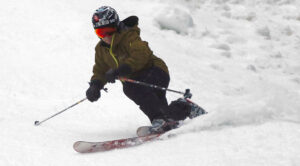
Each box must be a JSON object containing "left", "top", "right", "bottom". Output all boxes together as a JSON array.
[
  {"left": 34, "top": 98, "right": 87, "bottom": 126},
  {"left": 118, "top": 77, "right": 192, "bottom": 99}
]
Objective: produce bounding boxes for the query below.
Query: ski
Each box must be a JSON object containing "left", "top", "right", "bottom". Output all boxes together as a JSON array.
[
  {"left": 73, "top": 98, "right": 207, "bottom": 153},
  {"left": 73, "top": 133, "right": 162, "bottom": 153}
]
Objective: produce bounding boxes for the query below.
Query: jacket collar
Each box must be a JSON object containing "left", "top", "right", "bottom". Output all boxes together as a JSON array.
[
  {"left": 99, "top": 16, "right": 140, "bottom": 48},
  {"left": 112, "top": 16, "right": 140, "bottom": 46}
]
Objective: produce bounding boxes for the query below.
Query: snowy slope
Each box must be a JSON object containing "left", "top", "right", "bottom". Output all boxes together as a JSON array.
[{"left": 1, "top": 0, "right": 300, "bottom": 165}]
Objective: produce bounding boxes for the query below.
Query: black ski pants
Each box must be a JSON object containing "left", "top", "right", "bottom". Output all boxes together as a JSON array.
[{"left": 122, "top": 66, "right": 189, "bottom": 122}]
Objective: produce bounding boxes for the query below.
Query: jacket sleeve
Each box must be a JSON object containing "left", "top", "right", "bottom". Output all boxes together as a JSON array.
[
  {"left": 123, "top": 31, "right": 153, "bottom": 72},
  {"left": 91, "top": 45, "right": 109, "bottom": 85}
]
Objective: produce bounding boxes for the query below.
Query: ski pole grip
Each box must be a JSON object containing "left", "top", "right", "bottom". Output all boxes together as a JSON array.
[{"left": 184, "top": 89, "right": 192, "bottom": 99}]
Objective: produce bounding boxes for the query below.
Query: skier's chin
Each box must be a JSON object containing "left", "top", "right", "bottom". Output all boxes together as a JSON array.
[{"left": 102, "top": 36, "right": 113, "bottom": 44}]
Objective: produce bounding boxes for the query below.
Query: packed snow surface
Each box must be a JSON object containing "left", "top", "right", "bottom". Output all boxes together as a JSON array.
[{"left": 1, "top": 0, "right": 300, "bottom": 165}]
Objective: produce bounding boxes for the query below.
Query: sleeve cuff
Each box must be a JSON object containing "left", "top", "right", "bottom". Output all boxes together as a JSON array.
[
  {"left": 89, "top": 80, "right": 104, "bottom": 90},
  {"left": 116, "top": 64, "right": 132, "bottom": 76}
]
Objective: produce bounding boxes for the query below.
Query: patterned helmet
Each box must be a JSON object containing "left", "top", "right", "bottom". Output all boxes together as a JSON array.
[{"left": 92, "top": 6, "right": 119, "bottom": 29}]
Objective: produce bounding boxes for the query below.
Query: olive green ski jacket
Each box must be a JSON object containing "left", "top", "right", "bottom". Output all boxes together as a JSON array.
[{"left": 91, "top": 16, "right": 168, "bottom": 85}]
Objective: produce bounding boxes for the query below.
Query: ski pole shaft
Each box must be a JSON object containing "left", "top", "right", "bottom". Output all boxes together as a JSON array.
[
  {"left": 119, "top": 77, "right": 186, "bottom": 95},
  {"left": 34, "top": 98, "right": 87, "bottom": 126}
]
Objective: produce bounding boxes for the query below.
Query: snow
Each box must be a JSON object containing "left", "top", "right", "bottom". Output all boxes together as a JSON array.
[
  {"left": 154, "top": 6, "right": 194, "bottom": 34},
  {"left": 1, "top": 0, "right": 300, "bottom": 165}
]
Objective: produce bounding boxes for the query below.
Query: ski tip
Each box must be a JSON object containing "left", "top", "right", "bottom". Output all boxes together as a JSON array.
[
  {"left": 73, "top": 141, "right": 95, "bottom": 153},
  {"left": 73, "top": 141, "right": 83, "bottom": 153}
]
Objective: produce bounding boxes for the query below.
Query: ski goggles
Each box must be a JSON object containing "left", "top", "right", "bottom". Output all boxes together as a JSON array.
[{"left": 94, "top": 27, "right": 117, "bottom": 38}]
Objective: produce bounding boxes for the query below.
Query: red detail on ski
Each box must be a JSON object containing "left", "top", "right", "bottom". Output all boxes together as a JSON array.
[{"left": 73, "top": 134, "right": 161, "bottom": 153}]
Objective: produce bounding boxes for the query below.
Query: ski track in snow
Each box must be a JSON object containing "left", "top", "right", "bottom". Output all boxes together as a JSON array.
[{"left": 0, "top": 0, "right": 300, "bottom": 165}]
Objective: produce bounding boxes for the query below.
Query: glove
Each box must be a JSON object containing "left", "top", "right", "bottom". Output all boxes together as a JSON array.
[
  {"left": 86, "top": 80, "right": 103, "bottom": 102},
  {"left": 105, "top": 64, "right": 132, "bottom": 83}
]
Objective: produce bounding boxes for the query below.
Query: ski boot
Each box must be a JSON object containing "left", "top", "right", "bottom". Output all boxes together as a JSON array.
[
  {"left": 174, "top": 98, "right": 207, "bottom": 119},
  {"left": 186, "top": 99, "right": 207, "bottom": 119},
  {"left": 137, "top": 118, "right": 179, "bottom": 137},
  {"left": 151, "top": 118, "right": 179, "bottom": 133}
]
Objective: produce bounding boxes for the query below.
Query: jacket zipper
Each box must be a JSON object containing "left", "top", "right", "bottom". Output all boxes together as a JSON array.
[{"left": 109, "top": 34, "right": 119, "bottom": 68}]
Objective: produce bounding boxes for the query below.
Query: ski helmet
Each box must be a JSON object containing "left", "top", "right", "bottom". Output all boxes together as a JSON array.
[{"left": 92, "top": 6, "right": 119, "bottom": 29}]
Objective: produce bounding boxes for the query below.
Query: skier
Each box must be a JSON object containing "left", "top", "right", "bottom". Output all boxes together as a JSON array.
[{"left": 86, "top": 6, "right": 205, "bottom": 133}]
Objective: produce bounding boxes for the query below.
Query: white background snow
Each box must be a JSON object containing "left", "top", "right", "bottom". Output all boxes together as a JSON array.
[{"left": 1, "top": 0, "right": 300, "bottom": 165}]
